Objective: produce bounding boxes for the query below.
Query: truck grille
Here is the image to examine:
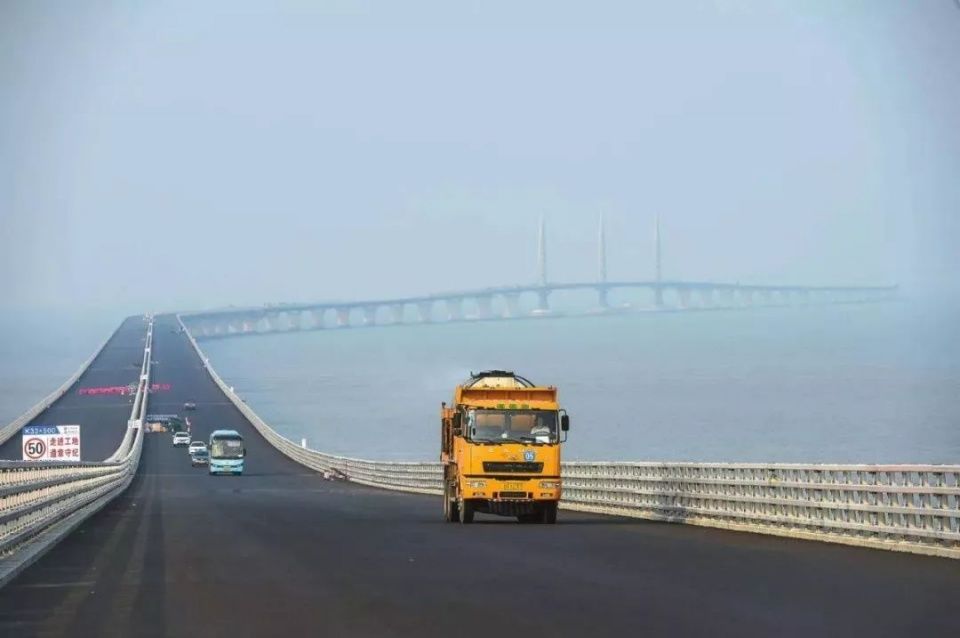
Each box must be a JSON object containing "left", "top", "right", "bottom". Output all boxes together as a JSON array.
[{"left": 482, "top": 462, "right": 543, "bottom": 473}]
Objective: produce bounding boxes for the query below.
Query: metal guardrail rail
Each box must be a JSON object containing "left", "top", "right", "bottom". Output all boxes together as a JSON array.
[
  {"left": 179, "top": 316, "right": 960, "bottom": 560},
  {"left": 0, "top": 319, "right": 153, "bottom": 585}
]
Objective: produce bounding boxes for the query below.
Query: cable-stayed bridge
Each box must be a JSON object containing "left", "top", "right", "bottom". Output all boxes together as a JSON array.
[{"left": 181, "top": 217, "right": 897, "bottom": 338}]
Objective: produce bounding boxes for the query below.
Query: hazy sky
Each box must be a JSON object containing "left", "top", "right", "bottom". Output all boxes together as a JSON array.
[{"left": 2, "top": 1, "right": 958, "bottom": 315}]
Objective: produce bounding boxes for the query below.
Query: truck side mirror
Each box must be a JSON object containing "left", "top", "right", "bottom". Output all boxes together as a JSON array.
[
  {"left": 561, "top": 415, "right": 570, "bottom": 431},
  {"left": 452, "top": 412, "right": 462, "bottom": 435}
]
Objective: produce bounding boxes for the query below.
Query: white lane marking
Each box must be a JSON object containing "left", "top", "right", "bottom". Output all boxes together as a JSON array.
[{"left": 14, "top": 581, "right": 97, "bottom": 589}]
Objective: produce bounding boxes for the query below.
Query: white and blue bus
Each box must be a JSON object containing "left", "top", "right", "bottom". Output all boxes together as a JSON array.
[{"left": 208, "top": 429, "right": 245, "bottom": 475}]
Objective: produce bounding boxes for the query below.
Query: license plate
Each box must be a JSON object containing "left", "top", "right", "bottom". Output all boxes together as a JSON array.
[{"left": 503, "top": 482, "right": 522, "bottom": 490}]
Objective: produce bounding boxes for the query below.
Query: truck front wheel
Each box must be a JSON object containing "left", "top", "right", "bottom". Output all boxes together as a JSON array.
[
  {"left": 443, "top": 483, "right": 459, "bottom": 523},
  {"left": 459, "top": 499, "right": 475, "bottom": 524},
  {"left": 542, "top": 502, "right": 558, "bottom": 524}
]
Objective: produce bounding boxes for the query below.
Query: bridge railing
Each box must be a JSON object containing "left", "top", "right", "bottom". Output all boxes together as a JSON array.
[
  {"left": 180, "top": 316, "right": 959, "bottom": 560},
  {"left": 561, "top": 462, "right": 959, "bottom": 559},
  {"left": 0, "top": 319, "right": 152, "bottom": 585},
  {"left": 105, "top": 321, "right": 152, "bottom": 462}
]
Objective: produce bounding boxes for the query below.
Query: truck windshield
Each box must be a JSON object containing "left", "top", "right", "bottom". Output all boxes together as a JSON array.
[
  {"left": 210, "top": 437, "right": 245, "bottom": 459},
  {"left": 466, "top": 410, "right": 558, "bottom": 444}
]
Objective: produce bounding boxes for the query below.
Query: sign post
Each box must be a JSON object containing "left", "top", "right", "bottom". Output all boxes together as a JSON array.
[{"left": 21, "top": 425, "right": 81, "bottom": 461}]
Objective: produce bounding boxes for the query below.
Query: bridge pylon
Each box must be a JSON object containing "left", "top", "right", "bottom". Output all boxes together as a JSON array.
[
  {"left": 654, "top": 215, "right": 664, "bottom": 308},
  {"left": 537, "top": 215, "right": 547, "bottom": 287},
  {"left": 597, "top": 214, "right": 610, "bottom": 308},
  {"left": 598, "top": 213, "right": 607, "bottom": 285}
]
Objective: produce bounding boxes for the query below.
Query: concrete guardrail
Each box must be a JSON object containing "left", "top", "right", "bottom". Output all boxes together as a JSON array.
[{"left": 180, "top": 316, "right": 960, "bottom": 560}]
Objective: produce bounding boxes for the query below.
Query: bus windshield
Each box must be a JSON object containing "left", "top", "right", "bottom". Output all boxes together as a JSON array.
[
  {"left": 210, "top": 436, "right": 245, "bottom": 459},
  {"left": 466, "top": 409, "right": 558, "bottom": 444}
]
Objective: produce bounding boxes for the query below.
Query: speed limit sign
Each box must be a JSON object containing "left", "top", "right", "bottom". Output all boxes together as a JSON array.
[
  {"left": 23, "top": 437, "right": 46, "bottom": 459},
  {"left": 21, "top": 425, "right": 80, "bottom": 461}
]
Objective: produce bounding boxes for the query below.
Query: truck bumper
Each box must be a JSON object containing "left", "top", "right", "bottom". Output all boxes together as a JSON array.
[{"left": 461, "top": 477, "right": 560, "bottom": 502}]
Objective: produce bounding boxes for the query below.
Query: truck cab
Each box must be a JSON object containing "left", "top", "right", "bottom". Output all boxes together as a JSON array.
[{"left": 441, "top": 370, "right": 570, "bottom": 524}]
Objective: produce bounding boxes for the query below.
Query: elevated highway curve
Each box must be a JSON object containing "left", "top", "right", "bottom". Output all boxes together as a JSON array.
[
  {"left": 0, "top": 317, "right": 149, "bottom": 462},
  {"left": 0, "top": 315, "right": 957, "bottom": 637}
]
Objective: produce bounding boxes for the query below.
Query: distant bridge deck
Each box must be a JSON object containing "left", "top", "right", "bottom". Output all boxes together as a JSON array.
[{"left": 180, "top": 280, "right": 898, "bottom": 338}]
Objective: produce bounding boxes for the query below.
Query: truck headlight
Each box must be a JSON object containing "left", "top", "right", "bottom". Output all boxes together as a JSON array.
[
  {"left": 467, "top": 480, "right": 487, "bottom": 488},
  {"left": 539, "top": 480, "right": 561, "bottom": 489}
]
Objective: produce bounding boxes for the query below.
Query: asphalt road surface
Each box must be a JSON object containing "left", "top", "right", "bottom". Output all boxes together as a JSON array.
[
  {"left": 0, "top": 317, "right": 148, "bottom": 462},
  {"left": 0, "top": 314, "right": 957, "bottom": 637}
]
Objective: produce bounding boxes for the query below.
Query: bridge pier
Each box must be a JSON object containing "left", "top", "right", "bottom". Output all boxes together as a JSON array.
[
  {"left": 654, "top": 285, "right": 664, "bottom": 308},
  {"left": 597, "top": 287, "right": 609, "bottom": 309},
  {"left": 476, "top": 295, "right": 493, "bottom": 320},
  {"left": 678, "top": 288, "right": 691, "bottom": 309},
  {"left": 390, "top": 304, "right": 405, "bottom": 324},
  {"left": 417, "top": 301, "right": 433, "bottom": 323},
  {"left": 535, "top": 289, "right": 551, "bottom": 314},
  {"left": 445, "top": 298, "right": 463, "bottom": 322},
  {"left": 698, "top": 289, "right": 714, "bottom": 308},
  {"left": 362, "top": 306, "right": 377, "bottom": 326},
  {"left": 288, "top": 312, "right": 303, "bottom": 331},
  {"left": 310, "top": 309, "right": 326, "bottom": 329},
  {"left": 335, "top": 308, "right": 351, "bottom": 328},
  {"left": 503, "top": 293, "right": 521, "bottom": 318}
]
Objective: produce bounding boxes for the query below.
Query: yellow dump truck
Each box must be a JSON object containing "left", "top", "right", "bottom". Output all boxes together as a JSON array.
[{"left": 441, "top": 370, "right": 570, "bottom": 524}]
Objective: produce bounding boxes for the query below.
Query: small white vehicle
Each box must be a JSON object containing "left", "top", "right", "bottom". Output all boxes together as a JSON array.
[
  {"left": 172, "top": 431, "right": 191, "bottom": 447},
  {"left": 188, "top": 441, "right": 207, "bottom": 455}
]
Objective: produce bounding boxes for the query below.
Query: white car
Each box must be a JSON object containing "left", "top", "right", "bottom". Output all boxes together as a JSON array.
[
  {"left": 172, "top": 431, "right": 191, "bottom": 447},
  {"left": 188, "top": 441, "right": 207, "bottom": 454}
]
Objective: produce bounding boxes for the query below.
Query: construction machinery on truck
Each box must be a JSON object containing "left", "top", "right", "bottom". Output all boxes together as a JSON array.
[{"left": 441, "top": 370, "right": 570, "bottom": 524}]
